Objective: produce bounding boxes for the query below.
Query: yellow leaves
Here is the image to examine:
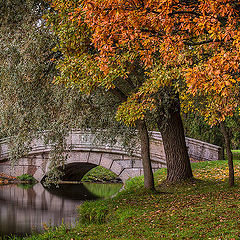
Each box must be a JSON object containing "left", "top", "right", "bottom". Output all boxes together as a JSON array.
[
  {"left": 193, "top": 165, "right": 240, "bottom": 181},
  {"left": 115, "top": 95, "right": 156, "bottom": 126},
  {"left": 183, "top": 49, "right": 240, "bottom": 125}
]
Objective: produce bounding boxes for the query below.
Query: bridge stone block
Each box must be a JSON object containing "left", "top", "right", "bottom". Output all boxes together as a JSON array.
[
  {"left": 0, "top": 165, "right": 8, "bottom": 174},
  {"left": 114, "top": 159, "right": 132, "bottom": 168},
  {"left": 17, "top": 158, "right": 29, "bottom": 166},
  {"left": 65, "top": 134, "right": 72, "bottom": 145},
  {"left": 151, "top": 162, "right": 163, "bottom": 169},
  {"left": 132, "top": 159, "right": 143, "bottom": 168},
  {"left": 100, "top": 154, "right": 114, "bottom": 169},
  {"left": 116, "top": 159, "right": 142, "bottom": 168},
  {"left": 150, "top": 140, "right": 165, "bottom": 157},
  {"left": 2, "top": 165, "right": 25, "bottom": 177},
  {"left": 33, "top": 167, "right": 45, "bottom": 182},
  {"left": 33, "top": 157, "right": 46, "bottom": 168},
  {"left": 127, "top": 168, "right": 141, "bottom": 178},
  {"left": 26, "top": 165, "right": 37, "bottom": 176},
  {"left": 88, "top": 152, "right": 101, "bottom": 165},
  {"left": 71, "top": 133, "right": 81, "bottom": 145},
  {"left": 0, "top": 143, "right": 8, "bottom": 154},
  {"left": 66, "top": 152, "right": 89, "bottom": 164},
  {"left": 119, "top": 168, "right": 141, "bottom": 182},
  {"left": 110, "top": 161, "right": 123, "bottom": 175}
]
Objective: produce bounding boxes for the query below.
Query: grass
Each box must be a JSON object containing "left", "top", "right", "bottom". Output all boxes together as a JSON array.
[
  {"left": 232, "top": 150, "right": 240, "bottom": 160},
  {"left": 6, "top": 160, "right": 240, "bottom": 240},
  {"left": 81, "top": 166, "right": 118, "bottom": 182}
]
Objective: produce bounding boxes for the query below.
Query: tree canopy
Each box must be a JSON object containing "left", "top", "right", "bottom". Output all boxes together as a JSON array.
[{"left": 47, "top": 0, "right": 240, "bottom": 127}]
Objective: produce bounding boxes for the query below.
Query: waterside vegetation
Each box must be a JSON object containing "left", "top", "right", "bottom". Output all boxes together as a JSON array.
[{"left": 81, "top": 166, "right": 119, "bottom": 183}]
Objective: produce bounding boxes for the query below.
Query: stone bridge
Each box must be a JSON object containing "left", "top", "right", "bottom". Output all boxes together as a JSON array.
[{"left": 0, "top": 130, "right": 221, "bottom": 182}]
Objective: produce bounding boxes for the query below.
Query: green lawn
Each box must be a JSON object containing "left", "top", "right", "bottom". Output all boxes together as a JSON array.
[
  {"left": 232, "top": 150, "right": 240, "bottom": 160},
  {"left": 11, "top": 160, "right": 240, "bottom": 240},
  {"left": 81, "top": 166, "right": 118, "bottom": 182}
]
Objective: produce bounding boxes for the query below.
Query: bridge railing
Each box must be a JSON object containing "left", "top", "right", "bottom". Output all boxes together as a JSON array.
[
  {"left": 0, "top": 130, "right": 220, "bottom": 163},
  {"left": 151, "top": 131, "right": 221, "bottom": 161}
]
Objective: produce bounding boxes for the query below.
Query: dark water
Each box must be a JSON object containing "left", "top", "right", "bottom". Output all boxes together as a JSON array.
[{"left": 0, "top": 182, "right": 122, "bottom": 237}]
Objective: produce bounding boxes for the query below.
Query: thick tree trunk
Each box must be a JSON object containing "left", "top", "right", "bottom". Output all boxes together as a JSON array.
[
  {"left": 220, "top": 121, "right": 234, "bottom": 186},
  {"left": 156, "top": 98, "right": 193, "bottom": 182},
  {"left": 136, "top": 120, "right": 155, "bottom": 190}
]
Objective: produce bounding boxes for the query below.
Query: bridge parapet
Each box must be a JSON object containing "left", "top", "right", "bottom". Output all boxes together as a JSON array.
[
  {"left": 150, "top": 131, "right": 221, "bottom": 162},
  {"left": 0, "top": 130, "right": 167, "bottom": 163}
]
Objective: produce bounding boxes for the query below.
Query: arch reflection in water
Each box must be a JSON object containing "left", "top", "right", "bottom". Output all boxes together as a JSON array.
[{"left": 0, "top": 182, "right": 122, "bottom": 237}]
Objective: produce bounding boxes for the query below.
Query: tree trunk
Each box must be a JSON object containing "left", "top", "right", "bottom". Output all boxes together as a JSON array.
[
  {"left": 220, "top": 144, "right": 225, "bottom": 160},
  {"left": 136, "top": 120, "right": 155, "bottom": 190},
  {"left": 220, "top": 121, "right": 234, "bottom": 186},
  {"left": 109, "top": 88, "right": 155, "bottom": 190},
  {"left": 156, "top": 98, "right": 193, "bottom": 182}
]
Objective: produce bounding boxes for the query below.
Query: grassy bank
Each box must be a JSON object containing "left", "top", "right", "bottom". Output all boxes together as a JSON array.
[
  {"left": 81, "top": 166, "right": 119, "bottom": 182},
  {"left": 232, "top": 150, "right": 240, "bottom": 160},
  {"left": 9, "top": 160, "right": 240, "bottom": 239}
]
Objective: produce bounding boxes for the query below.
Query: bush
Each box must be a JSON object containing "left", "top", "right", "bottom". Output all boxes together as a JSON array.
[{"left": 17, "top": 174, "right": 37, "bottom": 183}]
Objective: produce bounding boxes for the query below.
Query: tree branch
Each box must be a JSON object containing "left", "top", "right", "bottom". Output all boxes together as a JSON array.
[{"left": 109, "top": 87, "right": 127, "bottom": 102}]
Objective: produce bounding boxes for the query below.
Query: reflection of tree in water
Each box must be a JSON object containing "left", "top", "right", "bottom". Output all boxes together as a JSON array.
[
  {"left": 45, "top": 183, "right": 100, "bottom": 200},
  {"left": 45, "top": 183, "right": 122, "bottom": 200},
  {"left": 83, "top": 183, "right": 123, "bottom": 198}
]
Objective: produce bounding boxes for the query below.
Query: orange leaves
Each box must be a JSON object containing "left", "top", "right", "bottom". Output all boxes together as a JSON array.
[
  {"left": 48, "top": 0, "right": 240, "bottom": 126},
  {"left": 82, "top": 0, "right": 171, "bottom": 68},
  {"left": 184, "top": 49, "right": 240, "bottom": 125},
  {"left": 68, "top": 0, "right": 240, "bottom": 75}
]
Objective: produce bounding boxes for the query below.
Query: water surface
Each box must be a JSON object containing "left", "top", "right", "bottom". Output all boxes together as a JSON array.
[{"left": 0, "top": 182, "right": 122, "bottom": 237}]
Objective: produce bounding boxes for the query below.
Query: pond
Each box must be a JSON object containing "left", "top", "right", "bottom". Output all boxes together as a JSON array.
[{"left": 0, "top": 182, "right": 123, "bottom": 237}]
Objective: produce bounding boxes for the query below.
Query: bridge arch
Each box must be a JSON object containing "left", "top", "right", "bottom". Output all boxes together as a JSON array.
[
  {"left": 42, "top": 151, "right": 127, "bottom": 182},
  {"left": 2, "top": 150, "right": 151, "bottom": 183}
]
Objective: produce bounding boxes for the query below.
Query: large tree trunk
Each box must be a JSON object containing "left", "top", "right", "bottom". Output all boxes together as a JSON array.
[
  {"left": 156, "top": 97, "right": 193, "bottom": 182},
  {"left": 136, "top": 120, "right": 155, "bottom": 190},
  {"left": 220, "top": 121, "right": 234, "bottom": 186}
]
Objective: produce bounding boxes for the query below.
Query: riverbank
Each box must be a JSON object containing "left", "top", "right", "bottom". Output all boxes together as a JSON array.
[
  {"left": 8, "top": 160, "right": 240, "bottom": 240},
  {"left": 0, "top": 167, "right": 121, "bottom": 185},
  {"left": 0, "top": 173, "right": 37, "bottom": 185}
]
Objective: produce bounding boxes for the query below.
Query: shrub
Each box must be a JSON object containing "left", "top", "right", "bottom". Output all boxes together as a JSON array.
[{"left": 17, "top": 174, "right": 37, "bottom": 183}]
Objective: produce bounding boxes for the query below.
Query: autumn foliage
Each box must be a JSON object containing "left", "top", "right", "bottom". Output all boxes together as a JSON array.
[{"left": 48, "top": 0, "right": 240, "bottom": 127}]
